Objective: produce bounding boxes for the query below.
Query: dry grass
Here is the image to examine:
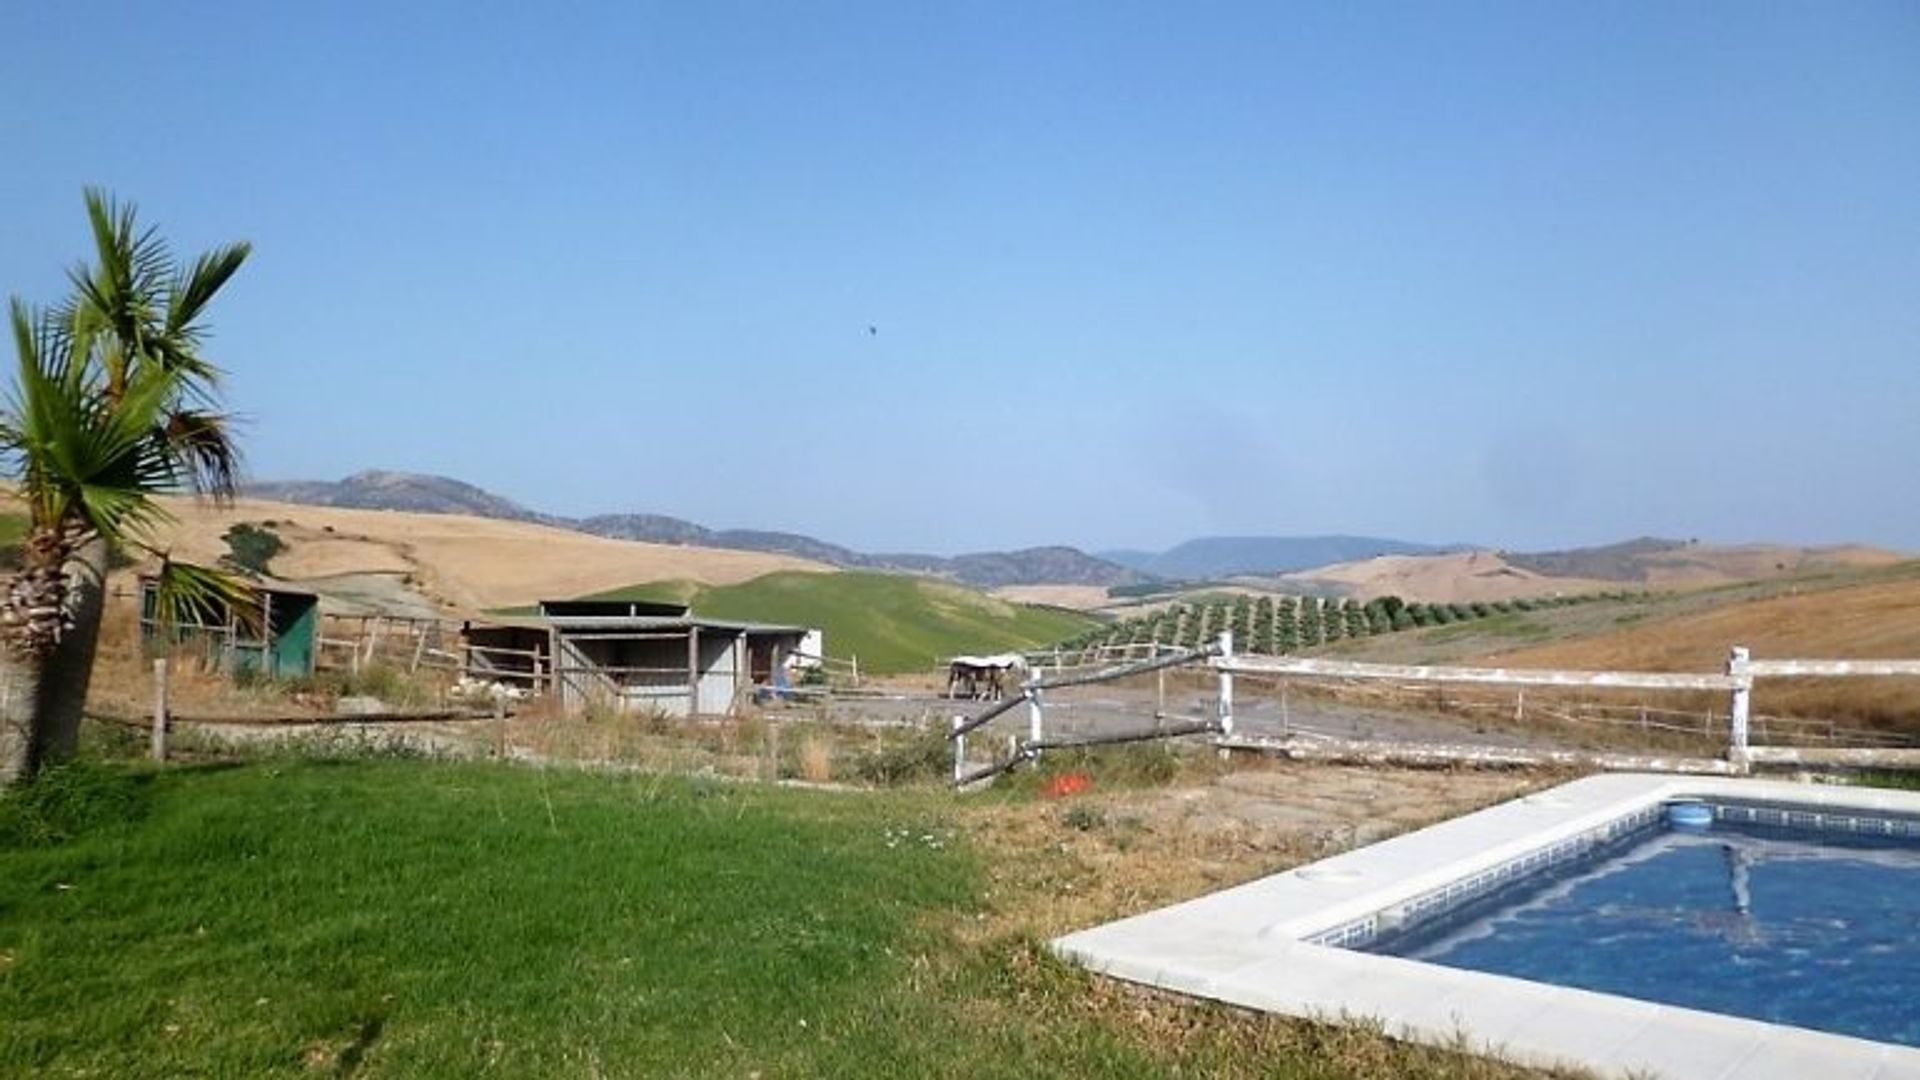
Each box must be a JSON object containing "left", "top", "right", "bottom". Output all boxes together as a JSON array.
[
  {"left": 1489, "top": 572, "right": 1920, "bottom": 730},
  {"left": 1276, "top": 544, "right": 1905, "bottom": 604},
  {"left": 135, "top": 495, "right": 834, "bottom": 613}
]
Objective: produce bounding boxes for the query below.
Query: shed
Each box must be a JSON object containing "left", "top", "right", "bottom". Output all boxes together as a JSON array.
[
  {"left": 138, "top": 575, "right": 319, "bottom": 680},
  {"left": 494, "top": 599, "right": 814, "bottom": 717}
]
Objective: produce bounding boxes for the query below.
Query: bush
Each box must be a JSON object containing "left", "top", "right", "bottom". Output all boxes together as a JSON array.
[
  {"left": 221, "top": 522, "right": 284, "bottom": 575},
  {"left": 848, "top": 724, "right": 952, "bottom": 786}
]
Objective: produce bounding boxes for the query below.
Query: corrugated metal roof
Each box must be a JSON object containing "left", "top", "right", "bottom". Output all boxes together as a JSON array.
[{"left": 544, "top": 615, "right": 808, "bottom": 636}]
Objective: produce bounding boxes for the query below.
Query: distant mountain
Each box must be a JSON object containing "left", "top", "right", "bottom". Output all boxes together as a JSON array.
[
  {"left": 1500, "top": 537, "right": 1689, "bottom": 582},
  {"left": 242, "top": 471, "right": 1144, "bottom": 589},
  {"left": 1101, "top": 535, "right": 1462, "bottom": 580},
  {"left": 246, "top": 470, "right": 547, "bottom": 522}
]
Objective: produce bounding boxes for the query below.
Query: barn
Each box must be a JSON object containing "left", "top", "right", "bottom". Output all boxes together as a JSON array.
[
  {"left": 462, "top": 599, "right": 816, "bottom": 717},
  {"left": 137, "top": 575, "right": 319, "bottom": 679}
]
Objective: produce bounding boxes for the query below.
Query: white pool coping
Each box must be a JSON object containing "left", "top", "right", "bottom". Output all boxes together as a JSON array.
[{"left": 1052, "top": 774, "right": 1920, "bottom": 1080}]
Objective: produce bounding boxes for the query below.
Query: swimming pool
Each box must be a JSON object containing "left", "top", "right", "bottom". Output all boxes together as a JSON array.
[
  {"left": 1053, "top": 774, "right": 1920, "bottom": 1079},
  {"left": 1367, "top": 803, "right": 1920, "bottom": 1048}
]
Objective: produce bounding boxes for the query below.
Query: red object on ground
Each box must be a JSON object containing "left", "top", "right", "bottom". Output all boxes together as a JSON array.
[{"left": 1043, "top": 772, "right": 1093, "bottom": 798}]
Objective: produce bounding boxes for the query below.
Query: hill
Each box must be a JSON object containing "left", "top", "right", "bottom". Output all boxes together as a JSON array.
[
  {"left": 247, "top": 470, "right": 1142, "bottom": 588},
  {"left": 246, "top": 470, "right": 548, "bottom": 522},
  {"left": 143, "top": 496, "right": 831, "bottom": 614},
  {"left": 1482, "top": 566, "right": 1920, "bottom": 729},
  {"left": 582, "top": 571, "right": 1099, "bottom": 674},
  {"left": 1101, "top": 535, "right": 1459, "bottom": 579},
  {"left": 1273, "top": 542, "right": 1906, "bottom": 603},
  {"left": 1501, "top": 537, "right": 1904, "bottom": 584}
]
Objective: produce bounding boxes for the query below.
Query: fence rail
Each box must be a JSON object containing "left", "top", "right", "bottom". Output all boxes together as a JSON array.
[{"left": 949, "top": 635, "right": 1920, "bottom": 787}]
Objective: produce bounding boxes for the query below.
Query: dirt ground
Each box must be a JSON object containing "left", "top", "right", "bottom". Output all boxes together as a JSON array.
[
  {"left": 808, "top": 675, "right": 1561, "bottom": 751},
  {"left": 961, "top": 761, "right": 1565, "bottom": 939}
]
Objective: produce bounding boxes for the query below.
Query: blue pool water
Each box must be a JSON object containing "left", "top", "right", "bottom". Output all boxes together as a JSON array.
[{"left": 1367, "top": 810, "right": 1920, "bottom": 1047}]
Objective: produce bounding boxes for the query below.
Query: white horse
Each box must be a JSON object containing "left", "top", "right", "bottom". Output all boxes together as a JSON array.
[{"left": 946, "top": 653, "right": 1030, "bottom": 701}]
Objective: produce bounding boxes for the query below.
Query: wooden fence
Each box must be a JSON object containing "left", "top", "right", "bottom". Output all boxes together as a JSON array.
[{"left": 947, "top": 633, "right": 1920, "bottom": 786}]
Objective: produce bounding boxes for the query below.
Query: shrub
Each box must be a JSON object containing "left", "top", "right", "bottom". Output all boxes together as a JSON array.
[{"left": 221, "top": 522, "right": 284, "bottom": 575}]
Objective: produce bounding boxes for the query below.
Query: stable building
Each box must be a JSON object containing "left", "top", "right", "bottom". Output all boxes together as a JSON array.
[
  {"left": 137, "top": 575, "right": 319, "bottom": 680},
  {"left": 461, "top": 599, "right": 816, "bottom": 718}
]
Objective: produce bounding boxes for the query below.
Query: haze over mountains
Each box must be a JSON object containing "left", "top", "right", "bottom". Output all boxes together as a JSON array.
[
  {"left": 244, "top": 471, "right": 1908, "bottom": 597},
  {"left": 245, "top": 471, "right": 1148, "bottom": 589},
  {"left": 1100, "top": 536, "right": 1464, "bottom": 580}
]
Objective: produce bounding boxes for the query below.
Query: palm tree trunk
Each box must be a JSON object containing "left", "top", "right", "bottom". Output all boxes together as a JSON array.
[
  {"left": 0, "top": 652, "right": 44, "bottom": 789},
  {"left": 30, "top": 537, "right": 110, "bottom": 766}
]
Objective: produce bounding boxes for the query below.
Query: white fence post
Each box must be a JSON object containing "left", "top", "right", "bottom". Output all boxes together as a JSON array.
[
  {"left": 1216, "top": 630, "right": 1235, "bottom": 737},
  {"left": 1027, "top": 686, "right": 1045, "bottom": 753},
  {"left": 1727, "top": 645, "right": 1752, "bottom": 772},
  {"left": 951, "top": 714, "right": 966, "bottom": 784},
  {"left": 150, "top": 658, "right": 169, "bottom": 762}
]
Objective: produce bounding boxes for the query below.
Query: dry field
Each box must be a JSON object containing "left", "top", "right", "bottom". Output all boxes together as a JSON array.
[
  {"left": 143, "top": 495, "right": 834, "bottom": 613},
  {"left": 1272, "top": 544, "right": 1904, "bottom": 604},
  {"left": 1486, "top": 572, "right": 1920, "bottom": 728},
  {"left": 1274, "top": 550, "right": 1620, "bottom": 603},
  {"left": 987, "top": 584, "right": 1115, "bottom": 610}
]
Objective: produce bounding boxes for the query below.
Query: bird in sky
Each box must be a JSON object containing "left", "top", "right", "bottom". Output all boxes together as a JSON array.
[{"left": 867, "top": 325, "right": 877, "bottom": 336}]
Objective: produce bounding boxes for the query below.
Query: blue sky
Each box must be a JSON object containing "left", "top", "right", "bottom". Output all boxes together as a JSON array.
[{"left": 4, "top": 2, "right": 1917, "bottom": 555}]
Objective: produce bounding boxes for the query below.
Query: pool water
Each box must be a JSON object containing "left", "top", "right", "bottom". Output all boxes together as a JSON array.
[{"left": 1367, "top": 814, "right": 1920, "bottom": 1047}]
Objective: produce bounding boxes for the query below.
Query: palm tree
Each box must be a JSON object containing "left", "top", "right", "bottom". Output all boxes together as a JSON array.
[{"left": 0, "top": 190, "right": 251, "bottom": 786}]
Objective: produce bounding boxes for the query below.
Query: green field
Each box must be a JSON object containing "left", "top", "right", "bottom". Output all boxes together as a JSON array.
[
  {"left": 0, "top": 760, "right": 1542, "bottom": 1079},
  {"left": 585, "top": 570, "right": 1099, "bottom": 674}
]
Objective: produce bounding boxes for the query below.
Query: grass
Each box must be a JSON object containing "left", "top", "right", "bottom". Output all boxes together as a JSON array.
[
  {"left": 585, "top": 570, "right": 1099, "bottom": 674},
  {"left": 0, "top": 758, "right": 1568, "bottom": 1080},
  {"left": 1418, "top": 613, "right": 1553, "bottom": 645}
]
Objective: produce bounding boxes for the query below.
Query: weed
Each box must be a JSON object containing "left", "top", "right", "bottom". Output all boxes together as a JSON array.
[
  {"left": 0, "top": 762, "right": 152, "bottom": 846},
  {"left": 848, "top": 723, "right": 952, "bottom": 786},
  {"left": 1061, "top": 804, "right": 1106, "bottom": 832}
]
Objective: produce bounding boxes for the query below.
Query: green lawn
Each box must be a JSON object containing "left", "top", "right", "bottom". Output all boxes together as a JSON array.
[
  {"left": 587, "top": 570, "right": 1098, "bottom": 674},
  {"left": 0, "top": 760, "right": 1552, "bottom": 1080}
]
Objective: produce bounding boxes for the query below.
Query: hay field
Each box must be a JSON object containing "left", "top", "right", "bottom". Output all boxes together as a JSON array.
[
  {"left": 1485, "top": 568, "right": 1920, "bottom": 727},
  {"left": 144, "top": 496, "right": 834, "bottom": 613},
  {"left": 1274, "top": 544, "right": 1905, "bottom": 604}
]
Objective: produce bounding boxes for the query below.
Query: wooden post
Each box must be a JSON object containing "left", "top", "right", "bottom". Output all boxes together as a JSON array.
[
  {"left": 1727, "top": 645, "right": 1752, "bottom": 772},
  {"left": 686, "top": 626, "right": 701, "bottom": 716},
  {"left": 1156, "top": 664, "right": 1166, "bottom": 719},
  {"left": 150, "top": 658, "right": 169, "bottom": 762},
  {"left": 1515, "top": 689, "right": 1525, "bottom": 723},
  {"left": 951, "top": 715, "right": 967, "bottom": 784},
  {"left": 409, "top": 628, "right": 427, "bottom": 673},
  {"left": 850, "top": 654, "right": 860, "bottom": 687},
  {"left": 493, "top": 694, "right": 507, "bottom": 758}
]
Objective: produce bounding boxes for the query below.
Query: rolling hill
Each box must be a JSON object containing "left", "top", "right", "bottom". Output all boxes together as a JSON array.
[
  {"left": 579, "top": 571, "right": 1099, "bottom": 674},
  {"left": 1482, "top": 566, "right": 1920, "bottom": 729},
  {"left": 142, "top": 496, "right": 831, "bottom": 614},
  {"left": 245, "top": 471, "right": 1142, "bottom": 588},
  {"left": 1101, "top": 535, "right": 1460, "bottom": 579},
  {"left": 1271, "top": 542, "right": 1907, "bottom": 603}
]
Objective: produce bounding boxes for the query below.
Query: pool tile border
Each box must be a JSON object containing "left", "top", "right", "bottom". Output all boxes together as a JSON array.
[{"left": 1052, "top": 774, "right": 1920, "bottom": 1080}]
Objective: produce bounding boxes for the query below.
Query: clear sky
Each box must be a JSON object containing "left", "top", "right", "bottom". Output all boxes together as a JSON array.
[{"left": 4, "top": 2, "right": 1916, "bottom": 556}]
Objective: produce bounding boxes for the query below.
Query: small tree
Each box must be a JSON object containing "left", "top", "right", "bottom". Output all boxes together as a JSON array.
[
  {"left": 1, "top": 191, "right": 251, "bottom": 787},
  {"left": 222, "top": 522, "right": 283, "bottom": 576}
]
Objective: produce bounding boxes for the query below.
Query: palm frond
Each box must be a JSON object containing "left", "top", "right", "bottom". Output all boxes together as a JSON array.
[
  {"left": 167, "top": 242, "right": 251, "bottom": 343},
  {"left": 148, "top": 556, "right": 260, "bottom": 638},
  {"left": 159, "top": 407, "right": 241, "bottom": 501}
]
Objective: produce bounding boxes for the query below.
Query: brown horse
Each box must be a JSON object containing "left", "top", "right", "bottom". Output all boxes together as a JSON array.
[{"left": 946, "top": 654, "right": 1028, "bottom": 701}]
